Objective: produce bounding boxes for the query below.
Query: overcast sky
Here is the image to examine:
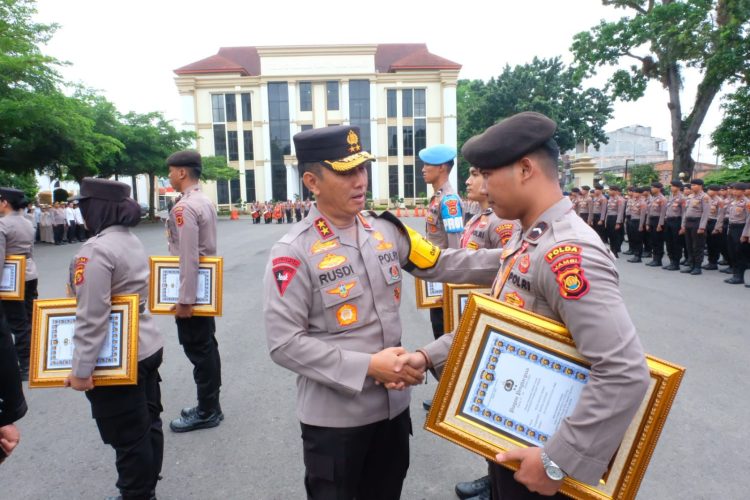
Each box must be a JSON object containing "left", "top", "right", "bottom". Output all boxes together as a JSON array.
[{"left": 33, "top": 0, "right": 727, "bottom": 163}]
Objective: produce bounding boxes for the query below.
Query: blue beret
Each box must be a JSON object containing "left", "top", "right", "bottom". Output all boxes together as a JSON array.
[{"left": 418, "top": 144, "right": 457, "bottom": 165}]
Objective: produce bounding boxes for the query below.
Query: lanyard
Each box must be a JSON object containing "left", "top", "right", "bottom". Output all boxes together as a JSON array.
[
  {"left": 461, "top": 215, "right": 484, "bottom": 248},
  {"left": 491, "top": 241, "right": 529, "bottom": 299}
]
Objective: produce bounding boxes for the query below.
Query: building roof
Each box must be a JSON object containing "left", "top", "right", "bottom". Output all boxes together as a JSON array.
[{"left": 175, "top": 44, "right": 460, "bottom": 76}]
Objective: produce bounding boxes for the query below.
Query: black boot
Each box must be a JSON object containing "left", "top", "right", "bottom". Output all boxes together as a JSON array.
[
  {"left": 455, "top": 475, "right": 491, "bottom": 500},
  {"left": 702, "top": 263, "right": 718, "bottom": 270},
  {"left": 720, "top": 266, "right": 734, "bottom": 274},
  {"left": 680, "top": 266, "right": 694, "bottom": 273},
  {"left": 170, "top": 408, "right": 222, "bottom": 433},
  {"left": 690, "top": 267, "right": 702, "bottom": 275},
  {"left": 627, "top": 256, "right": 641, "bottom": 263},
  {"left": 724, "top": 276, "right": 744, "bottom": 284},
  {"left": 623, "top": 249, "right": 634, "bottom": 255},
  {"left": 646, "top": 258, "right": 662, "bottom": 267}
]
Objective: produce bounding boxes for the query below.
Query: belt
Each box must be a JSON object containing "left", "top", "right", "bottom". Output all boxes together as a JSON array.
[
  {"left": 666, "top": 216, "right": 681, "bottom": 220},
  {"left": 729, "top": 223, "right": 745, "bottom": 228},
  {"left": 685, "top": 217, "right": 700, "bottom": 222}
]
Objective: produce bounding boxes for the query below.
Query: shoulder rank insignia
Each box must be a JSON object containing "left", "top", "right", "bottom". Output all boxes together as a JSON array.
[
  {"left": 272, "top": 256, "right": 300, "bottom": 297},
  {"left": 356, "top": 212, "right": 372, "bottom": 230},
  {"left": 526, "top": 221, "right": 548, "bottom": 241},
  {"left": 314, "top": 217, "right": 335, "bottom": 240}
]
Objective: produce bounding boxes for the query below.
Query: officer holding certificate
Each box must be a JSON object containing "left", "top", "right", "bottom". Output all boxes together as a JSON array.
[
  {"left": 399, "top": 112, "right": 650, "bottom": 499},
  {"left": 65, "top": 178, "right": 164, "bottom": 500},
  {"left": 164, "top": 150, "right": 223, "bottom": 433}
]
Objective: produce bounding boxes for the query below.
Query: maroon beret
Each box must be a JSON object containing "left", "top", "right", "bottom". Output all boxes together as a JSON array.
[{"left": 461, "top": 112, "right": 557, "bottom": 169}]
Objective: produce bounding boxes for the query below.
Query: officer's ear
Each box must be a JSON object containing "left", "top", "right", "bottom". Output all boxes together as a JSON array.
[{"left": 302, "top": 171, "right": 322, "bottom": 197}]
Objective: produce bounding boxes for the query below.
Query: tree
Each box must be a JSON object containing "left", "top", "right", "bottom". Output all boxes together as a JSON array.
[
  {"left": 702, "top": 164, "right": 750, "bottom": 184},
  {"left": 601, "top": 171, "right": 628, "bottom": 189},
  {"left": 572, "top": 0, "right": 750, "bottom": 180},
  {"left": 201, "top": 155, "right": 238, "bottom": 182},
  {"left": 629, "top": 163, "right": 659, "bottom": 186},
  {"left": 0, "top": 170, "right": 38, "bottom": 199},
  {"left": 711, "top": 85, "right": 750, "bottom": 167},
  {"left": 457, "top": 57, "right": 613, "bottom": 180}
]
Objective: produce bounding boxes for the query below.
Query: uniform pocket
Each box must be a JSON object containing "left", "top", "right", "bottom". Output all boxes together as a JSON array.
[{"left": 319, "top": 278, "right": 364, "bottom": 333}]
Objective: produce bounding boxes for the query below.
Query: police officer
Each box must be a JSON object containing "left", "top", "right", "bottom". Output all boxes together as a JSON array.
[
  {"left": 0, "top": 307, "right": 26, "bottom": 465},
  {"left": 263, "top": 125, "right": 499, "bottom": 500},
  {"left": 604, "top": 185, "right": 625, "bottom": 258},
  {"left": 724, "top": 182, "right": 749, "bottom": 285},
  {"left": 645, "top": 182, "right": 667, "bottom": 267},
  {"left": 703, "top": 185, "right": 724, "bottom": 270},
  {"left": 590, "top": 184, "right": 607, "bottom": 242},
  {"left": 398, "top": 112, "right": 649, "bottom": 500},
  {"left": 622, "top": 186, "right": 635, "bottom": 255},
  {"left": 661, "top": 180, "right": 684, "bottom": 271},
  {"left": 626, "top": 188, "right": 647, "bottom": 263},
  {"left": 165, "top": 151, "right": 224, "bottom": 432},
  {"left": 576, "top": 186, "right": 592, "bottom": 223},
  {"left": 741, "top": 191, "right": 750, "bottom": 288},
  {"left": 680, "top": 179, "right": 710, "bottom": 275},
  {"left": 0, "top": 188, "right": 38, "bottom": 380},
  {"left": 65, "top": 178, "right": 164, "bottom": 500}
]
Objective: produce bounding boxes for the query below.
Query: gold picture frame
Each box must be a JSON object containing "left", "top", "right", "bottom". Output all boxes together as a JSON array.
[
  {"left": 29, "top": 295, "right": 140, "bottom": 388},
  {"left": 414, "top": 277, "right": 444, "bottom": 309},
  {"left": 0, "top": 255, "right": 26, "bottom": 300},
  {"left": 425, "top": 293, "right": 685, "bottom": 500},
  {"left": 442, "top": 284, "right": 492, "bottom": 333},
  {"left": 148, "top": 256, "right": 223, "bottom": 316}
]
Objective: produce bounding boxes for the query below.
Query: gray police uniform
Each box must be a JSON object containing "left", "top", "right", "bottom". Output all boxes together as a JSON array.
[
  {"left": 166, "top": 183, "right": 222, "bottom": 414},
  {"left": 681, "top": 191, "right": 710, "bottom": 271},
  {"left": 70, "top": 222, "right": 163, "bottom": 500},
  {"left": 726, "top": 195, "right": 749, "bottom": 282},
  {"left": 646, "top": 193, "right": 667, "bottom": 263},
  {"left": 461, "top": 208, "right": 518, "bottom": 250},
  {"left": 0, "top": 211, "right": 38, "bottom": 372},
  {"left": 604, "top": 193, "right": 625, "bottom": 255},
  {"left": 664, "top": 191, "right": 684, "bottom": 267}
]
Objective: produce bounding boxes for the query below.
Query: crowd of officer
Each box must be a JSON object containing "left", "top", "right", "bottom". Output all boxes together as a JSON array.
[{"left": 567, "top": 180, "right": 750, "bottom": 286}]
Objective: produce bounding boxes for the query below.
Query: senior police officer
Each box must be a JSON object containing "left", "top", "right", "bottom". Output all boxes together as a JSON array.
[
  {"left": 65, "top": 178, "right": 164, "bottom": 500},
  {"left": 263, "top": 125, "right": 499, "bottom": 500},
  {"left": 680, "top": 179, "right": 710, "bottom": 275},
  {"left": 396, "top": 112, "right": 650, "bottom": 500},
  {"left": 0, "top": 188, "right": 38, "bottom": 380},
  {"left": 164, "top": 151, "right": 224, "bottom": 432}
]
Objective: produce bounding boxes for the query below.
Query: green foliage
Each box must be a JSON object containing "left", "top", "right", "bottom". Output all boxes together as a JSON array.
[
  {"left": 572, "top": 0, "right": 750, "bottom": 178},
  {"left": 702, "top": 163, "right": 750, "bottom": 185},
  {"left": 711, "top": 86, "right": 750, "bottom": 164},
  {"left": 457, "top": 57, "right": 613, "bottom": 180},
  {"left": 601, "top": 172, "right": 627, "bottom": 190},
  {"left": 629, "top": 163, "right": 659, "bottom": 187},
  {"left": 0, "top": 169, "right": 38, "bottom": 198},
  {"left": 201, "top": 155, "right": 238, "bottom": 181}
]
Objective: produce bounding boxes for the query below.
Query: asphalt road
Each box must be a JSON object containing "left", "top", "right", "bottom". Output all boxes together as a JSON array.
[{"left": 2, "top": 217, "right": 747, "bottom": 500}]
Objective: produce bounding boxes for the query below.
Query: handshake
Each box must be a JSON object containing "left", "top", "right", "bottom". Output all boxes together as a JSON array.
[{"left": 367, "top": 347, "right": 429, "bottom": 391}]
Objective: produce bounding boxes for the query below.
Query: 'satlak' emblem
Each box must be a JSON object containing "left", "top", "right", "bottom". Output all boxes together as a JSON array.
[
  {"left": 272, "top": 257, "right": 301, "bottom": 297},
  {"left": 327, "top": 281, "right": 356, "bottom": 299}
]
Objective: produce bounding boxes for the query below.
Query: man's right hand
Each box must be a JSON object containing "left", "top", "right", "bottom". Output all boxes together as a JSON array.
[
  {"left": 0, "top": 424, "right": 21, "bottom": 458},
  {"left": 368, "top": 347, "right": 424, "bottom": 387}
]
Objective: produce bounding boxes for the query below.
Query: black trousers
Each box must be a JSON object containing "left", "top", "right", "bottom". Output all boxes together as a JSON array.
[
  {"left": 647, "top": 216, "right": 664, "bottom": 259},
  {"left": 664, "top": 217, "right": 683, "bottom": 263},
  {"left": 2, "top": 279, "right": 38, "bottom": 370},
  {"left": 490, "top": 463, "right": 566, "bottom": 500},
  {"left": 286, "top": 209, "right": 293, "bottom": 223},
  {"left": 720, "top": 220, "right": 730, "bottom": 263},
  {"left": 626, "top": 219, "right": 643, "bottom": 257},
  {"left": 727, "top": 224, "right": 748, "bottom": 278},
  {"left": 592, "top": 214, "right": 607, "bottom": 243},
  {"left": 66, "top": 221, "right": 77, "bottom": 242},
  {"left": 605, "top": 216, "right": 623, "bottom": 254},
  {"left": 684, "top": 218, "right": 706, "bottom": 269},
  {"left": 300, "top": 409, "right": 411, "bottom": 500},
  {"left": 175, "top": 315, "right": 221, "bottom": 411},
  {"left": 295, "top": 209, "right": 303, "bottom": 222},
  {"left": 430, "top": 307, "right": 445, "bottom": 340},
  {"left": 705, "top": 219, "right": 721, "bottom": 264},
  {"left": 86, "top": 349, "right": 164, "bottom": 500},
  {"left": 53, "top": 224, "right": 64, "bottom": 244}
]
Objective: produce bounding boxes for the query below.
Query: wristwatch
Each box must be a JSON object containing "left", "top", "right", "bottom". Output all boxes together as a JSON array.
[{"left": 540, "top": 452, "right": 566, "bottom": 481}]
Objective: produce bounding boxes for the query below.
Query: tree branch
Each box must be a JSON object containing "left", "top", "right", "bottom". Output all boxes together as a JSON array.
[{"left": 623, "top": 51, "right": 647, "bottom": 62}]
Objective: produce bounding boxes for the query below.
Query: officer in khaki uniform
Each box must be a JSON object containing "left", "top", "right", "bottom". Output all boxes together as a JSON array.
[
  {"left": 0, "top": 188, "right": 39, "bottom": 380},
  {"left": 604, "top": 185, "right": 625, "bottom": 257},
  {"left": 626, "top": 188, "right": 647, "bottom": 263},
  {"left": 645, "top": 182, "right": 667, "bottom": 267},
  {"left": 575, "top": 186, "right": 592, "bottom": 223},
  {"left": 724, "top": 182, "right": 749, "bottom": 284},
  {"left": 263, "top": 126, "right": 500, "bottom": 500},
  {"left": 65, "top": 178, "right": 164, "bottom": 500},
  {"left": 589, "top": 184, "right": 607, "bottom": 242},
  {"left": 395, "top": 112, "right": 649, "bottom": 500},
  {"left": 164, "top": 151, "right": 223, "bottom": 432},
  {"left": 704, "top": 184, "right": 725, "bottom": 270},
  {"left": 662, "top": 180, "right": 684, "bottom": 270},
  {"left": 680, "top": 178, "right": 710, "bottom": 275},
  {"left": 461, "top": 166, "right": 519, "bottom": 251}
]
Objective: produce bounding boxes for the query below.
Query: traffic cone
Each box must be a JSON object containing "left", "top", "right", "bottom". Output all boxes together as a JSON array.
[
  {"left": 230, "top": 209, "right": 239, "bottom": 220},
  {"left": 413, "top": 207, "right": 419, "bottom": 217},
  {"left": 396, "top": 206, "right": 402, "bottom": 217}
]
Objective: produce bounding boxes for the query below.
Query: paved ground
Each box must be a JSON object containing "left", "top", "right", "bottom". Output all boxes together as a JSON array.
[{"left": 2, "top": 217, "right": 747, "bottom": 500}]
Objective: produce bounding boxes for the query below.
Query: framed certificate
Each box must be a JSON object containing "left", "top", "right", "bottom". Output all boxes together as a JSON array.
[
  {"left": 28, "top": 295, "right": 140, "bottom": 388},
  {"left": 0, "top": 255, "right": 26, "bottom": 300},
  {"left": 148, "top": 256, "right": 223, "bottom": 316},
  {"left": 425, "top": 293, "right": 685, "bottom": 500},
  {"left": 442, "top": 284, "right": 492, "bottom": 333},
  {"left": 415, "top": 278, "right": 444, "bottom": 308}
]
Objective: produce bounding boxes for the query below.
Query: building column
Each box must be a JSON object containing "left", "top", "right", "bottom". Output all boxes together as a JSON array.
[
  {"left": 288, "top": 81, "right": 298, "bottom": 152},
  {"left": 442, "top": 82, "right": 459, "bottom": 190},
  {"left": 368, "top": 81, "right": 380, "bottom": 200},
  {"left": 397, "top": 88, "right": 405, "bottom": 199},
  {"left": 234, "top": 90, "right": 247, "bottom": 202},
  {"left": 341, "top": 80, "right": 350, "bottom": 125},
  {"left": 285, "top": 160, "right": 300, "bottom": 200},
  {"left": 260, "top": 83, "right": 273, "bottom": 201}
]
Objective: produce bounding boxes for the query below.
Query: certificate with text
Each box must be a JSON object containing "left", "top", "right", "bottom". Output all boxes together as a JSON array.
[{"left": 149, "top": 256, "right": 223, "bottom": 316}]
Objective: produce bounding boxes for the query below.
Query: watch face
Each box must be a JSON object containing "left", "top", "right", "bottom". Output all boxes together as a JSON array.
[{"left": 546, "top": 466, "right": 565, "bottom": 481}]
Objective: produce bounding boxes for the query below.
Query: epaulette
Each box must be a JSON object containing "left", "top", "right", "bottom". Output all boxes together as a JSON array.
[
  {"left": 278, "top": 219, "right": 311, "bottom": 245},
  {"left": 376, "top": 210, "right": 408, "bottom": 234}
]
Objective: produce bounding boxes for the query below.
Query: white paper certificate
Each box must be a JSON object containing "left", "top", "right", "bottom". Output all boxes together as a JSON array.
[
  {"left": 46, "top": 313, "right": 123, "bottom": 370},
  {"left": 158, "top": 268, "right": 211, "bottom": 305},
  {"left": 426, "top": 281, "right": 444, "bottom": 298},
  {"left": 0, "top": 263, "right": 17, "bottom": 291},
  {"left": 461, "top": 328, "right": 590, "bottom": 447}
]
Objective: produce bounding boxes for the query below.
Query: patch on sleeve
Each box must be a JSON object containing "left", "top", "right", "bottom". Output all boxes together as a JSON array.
[
  {"left": 504, "top": 291, "right": 525, "bottom": 309},
  {"left": 173, "top": 206, "right": 185, "bottom": 227},
  {"left": 440, "top": 194, "right": 464, "bottom": 233},
  {"left": 544, "top": 244, "right": 582, "bottom": 263},
  {"left": 272, "top": 256, "right": 301, "bottom": 297},
  {"left": 314, "top": 217, "right": 335, "bottom": 240},
  {"left": 495, "top": 223, "right": 515, "bottom": 246},
  {"left": 554, "top": 264, "right": 590, "bottom": 300},
  {"left": 73, "top": 257, "right": 88, "bottom": 286}
]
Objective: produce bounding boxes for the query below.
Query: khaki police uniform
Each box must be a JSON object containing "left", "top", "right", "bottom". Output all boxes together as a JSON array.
[
  {"left": 604, "top": 192, "right": 625, "bottom": 256},
  {"left": 626, "top": 197, "right": 647, "bottom": 260},
  {"left": 664, "top": 191, "right": 684, "bottom": 268},
  {"left": 646, "top": 192, "right": 667, "bottom": 264},
  {"left": 725, "top": 194, "right": 749, "bottom": 283},
  {"left": 70, "top": 221, "right": 163, "bottom": 499},
  {"left": 590, "top": 193, "right": 607, "bottom": 241},
  {"left": 461, "top": 208, "right": 517, "bottom": 251},
  {"left": 705, "top": 193, "right": 724, "bottom": 267},
  {"left": 166, "top": 183, "right": 223, "bottom": 414},
  {"left": 575, "top": 194, "right": 592, "bottom": 223},
  {"left": 681, "top": 190, "right": 710, "bottom": 271}
]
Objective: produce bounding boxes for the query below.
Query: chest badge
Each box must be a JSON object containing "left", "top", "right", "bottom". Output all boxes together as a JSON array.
[
  {"left": 518, "top": 254, "right": 530, "bottom": 274},
  {"left": 327, "top": 281, "right": 356, "bottom": 299},
  {"left": 504, "top": 291, "right": 525, "bottom": 309},
  {"left": 318, "top": 253, "right": 347, "bottom": 270},
  {"left": 372, "top": 231, "right": 393, "bottom": 250},
  {"left": 336, "top": 304, "right": 358, "bottom": 327},
  {"left": 311, "top": 239, "right": 340, "bottom": 255}
]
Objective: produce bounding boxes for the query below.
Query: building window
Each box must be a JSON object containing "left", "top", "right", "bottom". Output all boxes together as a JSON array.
[
  {"left": 245, "top": 171, "right": 256, "bottom": 202},
  {"left": 211, "top": 95, "right": 225, "bottom": 122},
  {"left": 268, "top": 82, "right": 291, "bottom": 200},
  {"left": 387, "top": 89, "right": 397, "bottom": 118},
  {"left": 230, "top": 177, "right": 241, "bottom": 204},
  {"left": 241, "top": 93, "right": 252, "bottom": 121},
  {"left": 414, "top": 118, "right": 426, "bottom": 153},
  {"left": 228, "top": 131, "right": 239, "bottom": 161},
  {"left": 213, "top": 124, "right": 227, "bottom": 158},
  {"left": 301, "top": 124, "right": 313, "bottom": 132},
  {"left": 403, "top": 165, "right": 414, "bottom": 198},
  {"left": 225, "top": 93, "right": 237, "bottom": 122},
  {"left": 243, "top": 131, "right": 254, "bottom": 160},
  {"left": 349, "top": 80, "right": 370, "bottom": 150},
  {"left": 388, "top": 126, "right": 398, "bottom": 156},
  {"left": 389, "top": 165, "right": 399, "bottom": 199},
  {"left": 414, "top": 89, "right": 426, "bottom": 117},
  {"left": 403, "top": 126, "right": 414, "bottom": 156},
  {"left": 326, "top": 81, "right": 339, "bottom": 111},
  {"left": 415, "top": 162, "right": 427, "bottom": 198},
  {"left": 217, "top": 180, "right": 229, "bottom": 204},
  {"left": 402, "top": 89, "right": 413, "bottom": 118},
  {"left": 299, "top": 82, "right": 312, "bottom": 112}
]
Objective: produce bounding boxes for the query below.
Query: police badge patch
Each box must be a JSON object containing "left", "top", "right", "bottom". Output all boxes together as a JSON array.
[{"left": 272, "top": 256, "right": 300, "bottom": 297}]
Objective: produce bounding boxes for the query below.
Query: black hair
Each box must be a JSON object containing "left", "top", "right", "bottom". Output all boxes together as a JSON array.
[{"left": 532, "top": 139, "right": 560, "bottom": 180}]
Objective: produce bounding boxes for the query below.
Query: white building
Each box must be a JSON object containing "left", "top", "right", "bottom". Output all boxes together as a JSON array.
[
  {"left": 173, "top": 43, "right": 462, "bottom": 205},
  {"left": 569, "top": 125, "right": 669, "bottom": 171}
]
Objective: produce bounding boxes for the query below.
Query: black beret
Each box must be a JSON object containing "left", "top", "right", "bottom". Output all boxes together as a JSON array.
[
  {"left": 690, "top": 178, "right": 704, "bottom": 186},
  {"left": 670, "top": 180, "right": 683, "bottom": 188},
  {"left": 737, "top": 182, "right": 750, "bottom": 190},
  {"left": 580, "top": 185, "right": 591, "bottom": 191},
  {"left": 571, "top": 187, "right": 581, "bottom": 193},
  {"left": 0, "top": 187, "right": 26, "bottom": 205},
  {"left": 609, "top": 185, "right": 622, "bottom": 192},
  {"left": 593, "top": 184, "right": 604, "bottom": 190},
  {"left": 461, "top": 112, "right": 557, "bottom": 169},
  {"left": 167, "top": 150, "right": 202, "bottom": 170},
  {"left": 651, "top": 182, "right": 663, "bottom": 189},
  {"left": 73, "top": 178, "right": 130, "bottom": 201},
  {"left": 294, "top": 125, "right": 374, "bottom": 172},
  {"left": 706, "top": 184, "right": 720, "bottom": 191}
]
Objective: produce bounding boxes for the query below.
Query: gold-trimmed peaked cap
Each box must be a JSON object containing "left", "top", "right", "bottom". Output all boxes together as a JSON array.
[{"left": 294, "top": 125, "right": 375, "bottom": 172}]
